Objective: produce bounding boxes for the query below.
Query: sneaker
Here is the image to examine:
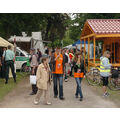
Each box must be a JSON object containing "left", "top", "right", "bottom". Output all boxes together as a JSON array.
[
  {"left": 5, "top": 82, "right": 8, "bottom": 84},
  {"left": 54, "top": 96, "right": 57, "bottom": 98},
  {"left": 14, "top": 79, "right": 16, "bottom": 83},
  {"left": 65, "top": 79, "right": 68, "bottom": 82},
  {"left": 105, "top": 92, "right": 110, "bottom": 96},
  {"left": 59, "top": 97, "right": 65, "bottom": 100},
  {"left": 34, "top": 100, "right": 39, "bottom": 105},
  {"left": 45, "top": 102, "right": 52, "bottom": 105},
  {"left": 75, "top": 95, "right": 78, "bottom": 98},
  {"left": 103, "top": 92, "right": 109, "bottom": 97},
  {"left": 80, "top": 98, "right": 83, "bottom": 101},
  {"left": 29, "top": 92, "right": 35, "bottom": 95}
]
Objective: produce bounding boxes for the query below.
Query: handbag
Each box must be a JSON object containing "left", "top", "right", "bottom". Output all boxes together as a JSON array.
[{"left": 30, "top": 75, "right": 36, "bottom": 85}]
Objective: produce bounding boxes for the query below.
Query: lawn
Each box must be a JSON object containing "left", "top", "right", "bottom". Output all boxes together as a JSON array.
[{"left": 0, "top": 72, "right": 28, "bottom": 100}]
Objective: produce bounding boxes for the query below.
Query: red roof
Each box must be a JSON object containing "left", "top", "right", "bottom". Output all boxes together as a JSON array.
[{"left": 87, "top": 19, "right": 120, "bottom": 34}]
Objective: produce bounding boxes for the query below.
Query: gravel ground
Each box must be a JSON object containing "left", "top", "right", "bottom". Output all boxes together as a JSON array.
[{"left": 0, "top": 77, "right": 118, "bottom": 108}]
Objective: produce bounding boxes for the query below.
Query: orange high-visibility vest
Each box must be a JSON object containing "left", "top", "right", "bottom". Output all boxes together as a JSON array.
[
  {"left": 53, "top": 53, "right": 63, "bottom": 74},
  {"left": 74, "top": 72, "right": 84, "bottom": 78}
]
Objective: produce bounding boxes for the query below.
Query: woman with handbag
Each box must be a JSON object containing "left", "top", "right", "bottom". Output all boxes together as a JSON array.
[
  {"left": 73, "top": 52, "right": 86, "bottom": 101},
  {"left": 34, "top": 55, "right": 52, "bottom": 105}
]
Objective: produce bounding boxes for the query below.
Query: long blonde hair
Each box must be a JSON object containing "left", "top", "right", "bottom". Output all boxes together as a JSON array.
[
  {"left": 103, "top": 51, "right": 111, "bottom": 57},
  {"left": 73, "top": 52, "right": 82, "bottom": 63}
]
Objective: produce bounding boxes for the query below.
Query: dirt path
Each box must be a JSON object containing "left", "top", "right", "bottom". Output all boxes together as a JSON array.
[{"left": 0, "top": 77, "right": 118, "bottom": 108}]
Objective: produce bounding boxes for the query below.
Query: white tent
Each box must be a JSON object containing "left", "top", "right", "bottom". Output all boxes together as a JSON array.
[
  {"left": 64, "top": 44, "right": 75, "bottom": 49},
  {"left": 0, "top": 37, "right": 14, "bottom": 48}
]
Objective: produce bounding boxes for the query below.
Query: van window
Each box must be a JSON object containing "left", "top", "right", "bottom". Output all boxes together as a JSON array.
[
  {"left": 16, "top": 51, "right": 20, "bottom": 56},
  {"left": 20, "top": 52, "right": 25, "bottom": 56}
]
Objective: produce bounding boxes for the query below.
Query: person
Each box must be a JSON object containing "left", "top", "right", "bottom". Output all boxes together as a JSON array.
[
  {"left": 51, "top": 47, "right": 65, "bottom": 100},
  {"left": 48, "top": 49, "right": 52, "bottom": 73},
  {"left": 45, "top": 46, "right": 49, "bottom": 55},
  {"left": 34, "top": 55, "right": 52, "bottom": 105},
  {"left": 0, "top": 57, "right": 2, "bottom": 77},
  {"left": 37, "top": 48, "right": 42, "bottom": 63},
  {"left": 73, "top": 52, "right": 86, "bottom": 101},
  {"left": 100, "top": 51, "right": 112, "bottom": 97},
  {"left": 1, "top": 47, "right": 7, "bottom": 78},
  {"left": 2, "top": 45, "right": 16, "bottom": 84},
  {"left": 65, "top": 49, "right": 71, "bottom": 78},
  {"left": 69, "top": 49, "right": 74, "bottom": 76},
  {"left": 29, "top": 48, "right": 38, "bottom": 95},
  {"left": 85, "top": 52, "right": 88, "bottom": 66},
  {"left": 62, "top": 49, "right": 68, "bottom": 82},
  {"left": 80, "top": 47, "right": 85, "bottom": 60}
]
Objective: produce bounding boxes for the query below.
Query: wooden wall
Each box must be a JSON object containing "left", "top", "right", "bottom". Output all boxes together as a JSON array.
[{"left": 103, "top": 37, "right": 120, "bottom": 63}]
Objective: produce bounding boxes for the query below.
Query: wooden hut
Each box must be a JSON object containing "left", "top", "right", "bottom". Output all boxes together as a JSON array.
[{"left": 80, "top": 19, "right": 120, "bottom": 71}]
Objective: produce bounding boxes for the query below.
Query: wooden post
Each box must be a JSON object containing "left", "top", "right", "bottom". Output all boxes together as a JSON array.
[
  {"left": 103, "top": 40, "right": 105, "bottom": 54},
  {"left": 84, "top": 39, "right": 86, "bottom": 67},
  {"left": 114, "top": 40, "right": 115, "bottom": 63},
  {"left": 111, "top": 39, "right": 112, "bottom": 64},
  {"left": 88, "top": 37, "right": 90, "bottom": 72},
  {"left": 93, "top": 36, "right": 96, "bottom": 65},
  {"left": 80, "top": 39, "right": 82, "bottom": 50}
]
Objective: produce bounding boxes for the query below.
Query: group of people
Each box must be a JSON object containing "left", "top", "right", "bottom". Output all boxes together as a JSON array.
[
  {"left": 29, "top": 47, "right": 86, "bottom": 105},
  {"left": 0, "top": 44, "right": 112, "bottom": 105}
]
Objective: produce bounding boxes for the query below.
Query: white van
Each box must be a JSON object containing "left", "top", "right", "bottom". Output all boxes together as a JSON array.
[{"left": 15, "top": 47, "right": 30, "bottom": 71}]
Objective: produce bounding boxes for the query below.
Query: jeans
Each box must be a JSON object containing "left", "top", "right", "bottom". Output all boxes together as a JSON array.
[
  {"left": 53, "top": 74, "right": 63, "bottom": 98},
  {"left": 75, "top": 78, "right": 83, "bottom": 98}
]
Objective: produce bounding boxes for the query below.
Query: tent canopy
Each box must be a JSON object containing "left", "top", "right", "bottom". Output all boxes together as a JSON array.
[
  {"left": 72, "top": 40, "right": 88, "bottom": 46},
  {"left": 0, "top": 37, "right": 14, "bottom": 48}
]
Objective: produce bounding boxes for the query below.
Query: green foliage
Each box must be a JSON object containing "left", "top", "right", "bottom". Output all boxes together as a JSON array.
[
  {"left": 62, "top": 29, "right": 74, "bottom": 47},
  {"left": 69, "top": 13, "right": 120, "bottom": 41},
  {"left": 48, "top": 29, "right": 74, "bottom": 48},
  {"left": 0, "top": 13, "right": 70, "bottom": 42}
]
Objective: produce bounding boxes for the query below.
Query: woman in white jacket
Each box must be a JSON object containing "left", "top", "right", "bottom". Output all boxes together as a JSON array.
[{"left": 34, "top": 55, "right": 51, "bottom": 105}]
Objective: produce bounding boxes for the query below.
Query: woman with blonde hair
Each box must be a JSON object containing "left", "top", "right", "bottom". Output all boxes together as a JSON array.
[
  {"left": 73, "top": 52, "right": 86, "bottom": 101},
  {"left": 100, "top": 51, "right": 112, "bottom": 97},
  {"left": 34, "top": 55, "right": 52, "bottom": 105}
]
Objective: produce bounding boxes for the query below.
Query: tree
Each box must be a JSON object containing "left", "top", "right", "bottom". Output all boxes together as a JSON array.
[
  {"left": 69, "top": 13, "right": 120, "bottom": 41},
  {"left": 0, "top": 13, "right": 70, "bottom": 43}
]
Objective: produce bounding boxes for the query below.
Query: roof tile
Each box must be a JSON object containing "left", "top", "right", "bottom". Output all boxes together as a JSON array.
[{"left": 87, "top": 19, "right": 120, "bottom": 34}]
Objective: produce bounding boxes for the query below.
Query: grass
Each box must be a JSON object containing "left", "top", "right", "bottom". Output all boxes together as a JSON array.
[{"left": 0, "top": 72, "right": 28, "bottom": 101}]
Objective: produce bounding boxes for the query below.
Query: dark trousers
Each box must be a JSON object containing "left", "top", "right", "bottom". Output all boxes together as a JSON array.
[
  {"left": 31, "top": 67, "right": 38, "bottom": 94},
  {"left": 53, "top": 74, "right": 63, "bottom": 98},
  {"left": 32, "top": 84, "right": 38, "bottom": 94},
  {"left": 70, "top": 65, "right": 73, "bottom": 76},
  {"left": 5, "top": 60, "right": 16, "bottom": 83}
]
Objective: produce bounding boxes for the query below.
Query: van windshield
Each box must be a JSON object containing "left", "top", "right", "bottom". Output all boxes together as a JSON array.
[{"left": 19, "top": 48, "right": 29, "bottom": 54}]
